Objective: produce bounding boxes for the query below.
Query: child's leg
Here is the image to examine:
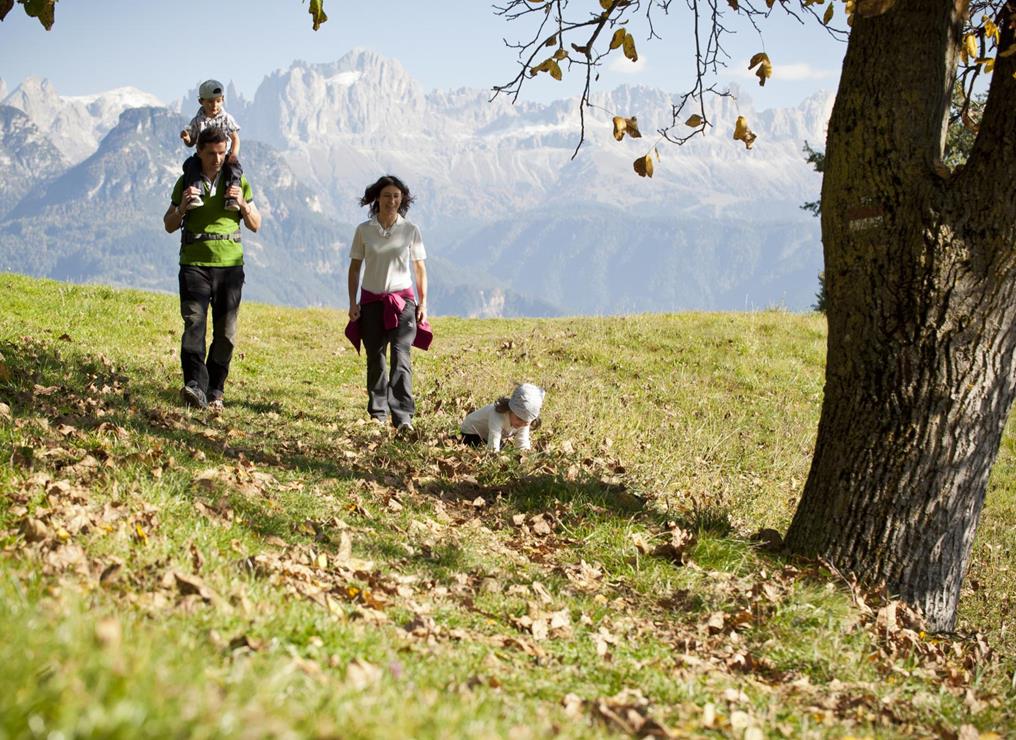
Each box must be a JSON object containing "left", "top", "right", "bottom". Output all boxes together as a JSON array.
[
  {"left": 224, "top": 159, "right": 243, "bottom": 210},
  {"left": 181, "top": 155, "right": 204, "bottom": 209},
  {"left": 182, "top": 155, "right": 202, "bottom": 188},
  {"left": 460, "top": 433, "right": 484, "bottom": 447}
]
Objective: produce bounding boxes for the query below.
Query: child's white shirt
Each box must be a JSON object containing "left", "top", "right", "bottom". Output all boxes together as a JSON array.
[{"left": 461, "top": 404, "right": 531, "bottom": 451}]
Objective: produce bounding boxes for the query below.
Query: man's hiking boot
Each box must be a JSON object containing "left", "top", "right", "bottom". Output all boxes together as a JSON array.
[
  {"left": 184, "top": 194, "right": 204, "bottom": 211},
  {"left": 181, "top": 381, "right": 208, "bottom": 409},
  {"left": 224, "top": 198, "right": 241, "bottom": 212}
]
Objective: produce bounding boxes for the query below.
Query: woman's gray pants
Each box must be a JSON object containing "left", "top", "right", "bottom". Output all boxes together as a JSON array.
[{"left": 360, "top": 300, "right": 417, "bottom": 427}]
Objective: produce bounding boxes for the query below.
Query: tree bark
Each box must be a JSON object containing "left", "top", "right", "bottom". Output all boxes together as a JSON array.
[{"left": 785, "top": 0, "right": 1016, "bottom": 630}]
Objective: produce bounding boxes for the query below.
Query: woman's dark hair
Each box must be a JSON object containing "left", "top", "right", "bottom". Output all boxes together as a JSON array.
[
  {"left": 359, "top": 175, "right": 415, "bottom": 215},
  {"left": 196, "top": 127, "right": 229, "bottom": 150}
]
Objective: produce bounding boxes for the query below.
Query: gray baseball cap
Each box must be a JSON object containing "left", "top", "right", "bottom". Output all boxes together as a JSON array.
[{"left": 199, "top": 79, "right": 225, "bottom": 99}]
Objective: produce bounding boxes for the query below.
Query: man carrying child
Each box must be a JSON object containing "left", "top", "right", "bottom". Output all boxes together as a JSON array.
[{"left": 163, "top": 127, "right": 261, "bottom": 412}]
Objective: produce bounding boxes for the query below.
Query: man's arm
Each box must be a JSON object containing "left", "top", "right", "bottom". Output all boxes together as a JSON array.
[
  {"left": 238, "top": 199, "right": 260, "bottom": 231},
  {"left": 413, "top": 259, "right": 427, "bottom": 324},
  {"left": 223, "top": 184, "right": 260, "bottom": 231},
  {"left": 164, "top": 202, "right": 185, "bottom": 233}
]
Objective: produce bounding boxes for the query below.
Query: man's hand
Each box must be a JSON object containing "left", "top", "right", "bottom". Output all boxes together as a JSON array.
[{"left": 226, "top": 185, "right": 243, "bottom": 204}]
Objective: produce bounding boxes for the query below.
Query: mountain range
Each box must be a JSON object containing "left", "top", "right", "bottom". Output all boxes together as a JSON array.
[{"left": 0, "top": 49, "right": 829, "bottom": 315}]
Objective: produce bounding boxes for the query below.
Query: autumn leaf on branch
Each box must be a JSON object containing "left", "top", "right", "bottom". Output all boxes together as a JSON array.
[
  {"left": 633, "top": 154, "right": 654, "bottom": 178},
  {"left": 530, "top": 58, "right": 564, "bottom": 80},
  {"left": 748, "top": 52, "right": 773, "bottom": 87},
  {"left": 307, "top": 0, "right": 327, "bottom": 30},
  {"left": 0, "top": 0, "right": 56, "bottom": 29},
  {"left": 611, "top": 115, "right": 642, "bottom": 141},
  {"left": 733, "top": 115, "right": 757, "bottom": 149}
]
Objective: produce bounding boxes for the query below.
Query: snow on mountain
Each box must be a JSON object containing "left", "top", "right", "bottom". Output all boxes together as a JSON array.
[
  {"left": 0, "top": 105, "right": 67, "bottom": 218},
  {"left": 0, "top": 49, "right": 833, "bottom": 313},
  {"left": 235, "top": 51, "right": 829, "bottom": 231},
  {"left": 1, "top": 77, "right": 162, "bottom": 164}
]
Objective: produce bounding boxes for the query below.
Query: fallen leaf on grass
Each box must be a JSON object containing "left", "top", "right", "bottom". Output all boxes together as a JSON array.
[
  {"left": 20, "top": 517, "right": 48, "bottom": 543},
  {"left": 592, "top": 689, "right": 674, "bottom": 738},
  {"left": 94, "top": 618, "right": 122, "bottom": 649},
  {"left": 652, "top": 526, "right": 695, "bottom": 565},
  {"left": 172, "top": 571, "right": 220, "bottom": 603},
  {"left": 345, "top": 658, "right": 382, "bottom": 690}
]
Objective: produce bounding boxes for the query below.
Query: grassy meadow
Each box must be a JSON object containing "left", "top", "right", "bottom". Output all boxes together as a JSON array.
[{"left": 0, "top": 271, "right": 1013, "bottom": 738}]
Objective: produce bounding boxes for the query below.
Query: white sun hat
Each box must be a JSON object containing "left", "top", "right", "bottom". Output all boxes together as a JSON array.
[{"left": 509, "top": 383, "right": 545, "bottom": 423}]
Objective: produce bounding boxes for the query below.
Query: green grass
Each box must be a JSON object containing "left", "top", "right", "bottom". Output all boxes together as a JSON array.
[{"left": 1, "top": 272, "right": 1014, "bottom": 738}]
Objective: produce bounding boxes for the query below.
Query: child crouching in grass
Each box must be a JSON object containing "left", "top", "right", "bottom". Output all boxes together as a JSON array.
[{"left": 460, "top": 383, "right": 544, "bottom": 452}]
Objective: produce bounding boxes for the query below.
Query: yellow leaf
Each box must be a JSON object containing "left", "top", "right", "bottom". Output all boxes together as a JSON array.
[
  {"left": 685, "top": 114, "right": 704, "bottom": 127},
  {"left": 984, "top": 18, "right": 1000, "bottom": 44},
  {"left": 530, "top": 58, "right": 563, "bottom": 80},
  {"left": 622, "top": 32, "right": 638, "bottom": 62},
  {"left": 748, "top": 52, "right": 772, "bottom": 87},
  {"left": 600, "top": 0, "right": 613, "bottom": 8},
  {"left": 823, "top": 3, "right": 834, "bottom": 24},
  {"left": 612, "top": 116, "right": 627, "bottom": 141},
  {"left": 545, "top": 35, "right": 557, "bottom": 47},
  {"left": 633, "top": 154, "right": 654, "bottom": 178},
  {"left": 981, "top": 57, "right": 995, "bottom": 73},
  {"left": 553, "top": 48, "right": 568, "bottom": 60},
  {"left": 965, "top": 33, "right": 978, "bottom": 60},
  {"left": 611, "top": 115, "right": 641, "bottom": 141},
  {"left": 134, "top": 522, "right": 148, "bottom": 543},
  {"left": 733, "top": 115, "right": 758, "bottom": 149},
  {"left": 308, "top": 0, "right": 327, "bottom": 31},
  {"left": 609, "top": 28, "right": 626, "bottom": 50}
]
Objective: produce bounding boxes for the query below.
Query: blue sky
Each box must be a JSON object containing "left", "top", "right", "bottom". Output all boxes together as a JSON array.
[{"left": 0, "top": 0, "right": 845, "bottom": 110}]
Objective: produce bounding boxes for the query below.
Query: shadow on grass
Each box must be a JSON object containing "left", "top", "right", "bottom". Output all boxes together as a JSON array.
[{"left": 0, "top": 336, "right": 783, "bottom": 583}]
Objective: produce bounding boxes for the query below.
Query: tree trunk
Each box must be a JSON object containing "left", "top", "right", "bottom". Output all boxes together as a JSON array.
[{"left": 784, "top": 0, "right": 1016, "bottom": 630}]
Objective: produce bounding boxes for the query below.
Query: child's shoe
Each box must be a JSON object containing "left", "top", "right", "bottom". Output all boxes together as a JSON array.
[
  {"left": 185, "top": 194, "right": 204, "bottom": 210},
  {"left": 224, "top": 198, "right": 241, "bottom": 212}
]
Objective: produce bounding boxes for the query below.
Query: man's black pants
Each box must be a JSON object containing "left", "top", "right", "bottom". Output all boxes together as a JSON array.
[{"left": 178, "top": 265, "right": 244, "bottom": 397}]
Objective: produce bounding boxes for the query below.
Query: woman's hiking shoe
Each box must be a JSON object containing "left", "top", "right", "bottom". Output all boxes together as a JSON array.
[{"left": 181, "top": 381, "right": 208, "bottom": 409}]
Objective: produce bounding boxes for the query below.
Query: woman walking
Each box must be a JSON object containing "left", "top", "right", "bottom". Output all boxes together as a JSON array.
[{"left": 346, "top": 175, "right": 429, "bottom": 433}]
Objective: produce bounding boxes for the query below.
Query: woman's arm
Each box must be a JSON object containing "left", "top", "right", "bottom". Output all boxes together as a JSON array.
[
  {"left": 348, "top": 258, "right": 363, "bottom": 321},
  {"left": 413, "top": 259, "right": 428, "bottom": 324}
]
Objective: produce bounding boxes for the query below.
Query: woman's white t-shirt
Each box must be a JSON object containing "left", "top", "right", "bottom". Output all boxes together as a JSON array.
[{"left": 350, "top": 214, "right": 427, "bottom": 294}]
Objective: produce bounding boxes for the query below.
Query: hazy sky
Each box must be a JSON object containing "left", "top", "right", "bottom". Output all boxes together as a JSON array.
[{"left": 0, "top": 0, "right": 845, "bottom": 110}]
